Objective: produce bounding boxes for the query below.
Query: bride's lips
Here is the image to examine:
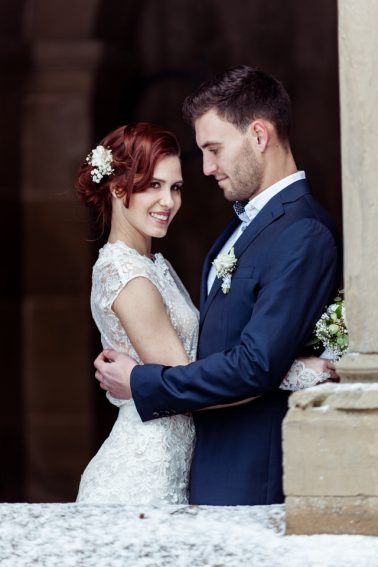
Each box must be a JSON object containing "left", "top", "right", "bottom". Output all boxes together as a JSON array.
[{"left": 149, "top": 211, "right": 171, "bottom": 225}]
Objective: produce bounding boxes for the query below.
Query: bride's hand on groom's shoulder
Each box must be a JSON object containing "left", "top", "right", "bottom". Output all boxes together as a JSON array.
[{"left": 94, "top": 349, "right": 137, "bottom": 399}]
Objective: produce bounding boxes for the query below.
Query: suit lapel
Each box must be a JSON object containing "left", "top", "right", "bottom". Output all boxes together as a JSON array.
[
  {"left": 199, "top": 179, "right": 312, "bottom": 329},
  {"left": 234, "top": 179, "right": 312, "bottom": 258},
  {"left": 233, "top": 199, "right": 284, "bottom": 259},
  {"left": 199, "top": 207, "right": 284, "bottom": 328}
]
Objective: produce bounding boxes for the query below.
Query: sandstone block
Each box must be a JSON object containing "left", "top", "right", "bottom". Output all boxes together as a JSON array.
[
  {"left": 283, "top": 384, "right": 378, "bottom": 497},
  {"left": 285, "top": 495, "right": 378, "bottom": 535}
]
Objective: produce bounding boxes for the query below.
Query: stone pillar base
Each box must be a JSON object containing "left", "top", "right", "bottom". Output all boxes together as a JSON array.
[
  {"left": 286, "top": 496, "right": 378, "bottom": 535},
  {"left": 283, "top": 383, "right": 378, "bottom": 535},
  {"left": 337, "top": 352, "right": 378, "bottom": 382}
]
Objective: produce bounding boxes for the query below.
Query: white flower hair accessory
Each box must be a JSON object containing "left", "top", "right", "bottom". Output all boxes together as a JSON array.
[
  {"left": 212, "top": 246, "right": 238, "bottom": 294},
  {"left": 86, "top": 145, "right": 114, "bottom": 183}
]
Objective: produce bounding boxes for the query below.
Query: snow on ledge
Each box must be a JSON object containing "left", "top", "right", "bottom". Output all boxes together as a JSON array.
[{"left": 0, "top": 503, "right": 377, "bottom": 566}]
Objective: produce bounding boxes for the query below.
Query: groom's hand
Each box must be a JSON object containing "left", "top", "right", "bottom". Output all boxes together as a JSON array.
[{"left": 94, "top": 349, "right": 137, "bottom": 400}]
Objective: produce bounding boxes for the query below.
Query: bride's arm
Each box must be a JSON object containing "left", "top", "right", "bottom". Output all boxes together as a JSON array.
[
  {"left": 279, "top": 355, "right": 337, "bottom": 391},
  {"left": 113, "top": 277, "right": 189, "bottom": 366}
]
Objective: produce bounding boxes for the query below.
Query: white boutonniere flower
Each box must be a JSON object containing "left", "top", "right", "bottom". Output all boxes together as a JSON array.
[
  {"left": 212, "top": 246, "right": 238, "bottom": 294},
  {"left": 86, "top": 145, "right": 114, "bottom": 183}
]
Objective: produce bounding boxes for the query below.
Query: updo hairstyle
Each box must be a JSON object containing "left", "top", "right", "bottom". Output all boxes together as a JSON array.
[{"left": 74, "top": 122, "right": 180, "bottom": 230}]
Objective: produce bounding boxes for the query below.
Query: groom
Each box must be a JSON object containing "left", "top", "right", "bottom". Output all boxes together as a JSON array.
[{"left": 94, "top": 66, "right": 342, "bottom": 505}]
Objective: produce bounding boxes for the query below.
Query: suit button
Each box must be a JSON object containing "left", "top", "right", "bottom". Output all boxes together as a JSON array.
[{"left": 152, "top": 412, "right": 159, "bottom": 418}]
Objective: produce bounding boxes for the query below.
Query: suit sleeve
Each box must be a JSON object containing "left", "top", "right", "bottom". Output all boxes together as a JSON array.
[{"left": 131, "top": 218, "right": 340, "bottom": 421}]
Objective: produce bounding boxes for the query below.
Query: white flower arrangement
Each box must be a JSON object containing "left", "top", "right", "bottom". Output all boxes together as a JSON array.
[
  {"left": 314, "top": 290, "right": 348, "bottom": 360},
  {"left": 212, "top": 247, "right": 238, "bottom": 294},
  {"left": 86, "top": 145, "right": 114, "bottom": 183}
]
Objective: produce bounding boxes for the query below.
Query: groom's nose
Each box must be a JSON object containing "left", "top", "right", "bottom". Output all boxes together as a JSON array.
[{"left": 203, "top": 155, "right": 217, "bottom": 176}]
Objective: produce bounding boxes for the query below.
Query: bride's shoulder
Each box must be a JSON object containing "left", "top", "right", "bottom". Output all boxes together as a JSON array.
[{"left": 93, "top": 241, "right": 157, "bottom": 282}]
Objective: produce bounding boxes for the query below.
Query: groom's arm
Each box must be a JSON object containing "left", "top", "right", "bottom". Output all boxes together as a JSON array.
[
  {"left": 129, "top": 218, "right": 340, "bottom": 419},
  {"left": 129, "top": 218, "right": 340, "bottom": 421}
]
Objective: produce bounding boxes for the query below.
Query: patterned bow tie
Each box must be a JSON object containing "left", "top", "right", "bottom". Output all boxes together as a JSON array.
[{"left": 233, "top": 200, "right": 249, "bottom": 221}]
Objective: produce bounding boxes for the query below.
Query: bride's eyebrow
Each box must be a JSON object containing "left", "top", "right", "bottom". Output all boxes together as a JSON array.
[{"left": 151, "top": 177, "right": 184, "bottom": 184}]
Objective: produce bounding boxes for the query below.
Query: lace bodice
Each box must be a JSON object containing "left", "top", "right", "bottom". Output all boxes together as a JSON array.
[
  {"left": 77, "top": 241, "right": 198, "bottom": 505},
  {"left": 91, "top": 241, "right": 198, "bottom": 407},
  {"left": 91, "top": 241, "right": 198, "bottom": 369}
]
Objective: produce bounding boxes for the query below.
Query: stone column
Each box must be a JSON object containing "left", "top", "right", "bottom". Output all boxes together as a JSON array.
[
  {"left": 283, "top": 0, "right": 378, "bottom": 535},
  {"left": 336, "top": 0, "right": 378, "bottom": 381}
]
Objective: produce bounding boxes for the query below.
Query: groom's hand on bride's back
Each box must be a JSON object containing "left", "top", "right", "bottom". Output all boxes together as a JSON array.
[{"left": 94, "top": 349, "right": 137, "bottom": 399}]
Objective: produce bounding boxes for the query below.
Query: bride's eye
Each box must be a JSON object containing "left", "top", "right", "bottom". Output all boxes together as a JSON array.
[{"left": 150, "top": 181, "right": 160, "bottom": 189}]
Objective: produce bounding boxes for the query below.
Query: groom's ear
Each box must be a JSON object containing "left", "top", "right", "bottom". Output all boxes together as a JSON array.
[{"left": 249, "top": 119, "right": 270, "bottom": 152}]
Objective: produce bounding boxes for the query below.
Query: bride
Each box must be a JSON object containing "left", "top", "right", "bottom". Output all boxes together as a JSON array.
[{"left": 74, "top": 122, "right": 336, "bottom": 505}]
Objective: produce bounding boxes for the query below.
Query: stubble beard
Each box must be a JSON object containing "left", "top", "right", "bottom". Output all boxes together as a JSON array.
[{"left": 224, "top": 138, "right": 263, "bottom": 202}]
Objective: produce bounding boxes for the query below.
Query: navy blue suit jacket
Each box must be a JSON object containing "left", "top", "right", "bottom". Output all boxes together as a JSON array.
[{"left": 131, "top": 179, "right": 342, "bottom": 505}]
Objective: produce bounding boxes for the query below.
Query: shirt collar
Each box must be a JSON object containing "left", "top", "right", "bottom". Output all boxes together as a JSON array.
[{"left": 234, "top": 171, "right": 306, "bottom": 222}]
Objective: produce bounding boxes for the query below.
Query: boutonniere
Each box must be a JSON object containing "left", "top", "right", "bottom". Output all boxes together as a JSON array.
[{"left": 212, "top": 247, "right": 238, "bottom": 294}]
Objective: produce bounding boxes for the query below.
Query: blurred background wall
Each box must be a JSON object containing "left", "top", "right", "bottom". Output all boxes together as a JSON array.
[{"left": 0, "top": 0, "right": 341, "bottom": 502}]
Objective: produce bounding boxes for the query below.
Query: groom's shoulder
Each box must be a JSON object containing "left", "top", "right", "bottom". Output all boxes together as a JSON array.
[
  {"left": 284, "top": 199, "right": 342, "bottom": 260},
  {"left": 277, "top": 180, "right": 331, "bottom": 224},
  {"left": 304, "top": 194, "right": 339, "bottom": 234},
  {"left": 284, "top": 190, "right": 337, "bottom": 230}
]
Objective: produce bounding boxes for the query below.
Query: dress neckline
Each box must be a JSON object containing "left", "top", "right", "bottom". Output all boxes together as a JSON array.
[{"left": 103, "top": 240, "right": 162, "bottom": 264}]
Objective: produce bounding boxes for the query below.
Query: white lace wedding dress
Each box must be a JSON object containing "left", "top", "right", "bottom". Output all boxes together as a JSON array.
[
  {"left": 76, "top": 241, "right": 198, "bottom": 505},
  {"left": 76, "top": 240, "right": 329, "bottom": 505}
]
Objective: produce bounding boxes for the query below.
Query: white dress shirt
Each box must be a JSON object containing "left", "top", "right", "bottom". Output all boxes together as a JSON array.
[{"left": 207, "top": 171, "right": 306, "bottom": 294}]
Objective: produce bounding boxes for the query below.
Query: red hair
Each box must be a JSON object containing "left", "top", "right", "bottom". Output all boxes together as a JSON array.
[{"left": 74, "top": 123, "right": 180, "bottom": 231}]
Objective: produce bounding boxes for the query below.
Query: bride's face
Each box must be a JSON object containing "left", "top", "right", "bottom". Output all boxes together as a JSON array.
[{"left": 119, "top": 155, "right": 183, "bottom": 240}]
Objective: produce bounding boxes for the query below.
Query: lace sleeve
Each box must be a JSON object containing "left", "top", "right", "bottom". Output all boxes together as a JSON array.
[
  {"left": 91, "top": 243, "right": 162, "bottom": 409},
  {"left": 92, "top": 243, "right": 161, "bottom": 316},
  {"left": 279, "top": 360, "right": 329, "bottom": 391}
]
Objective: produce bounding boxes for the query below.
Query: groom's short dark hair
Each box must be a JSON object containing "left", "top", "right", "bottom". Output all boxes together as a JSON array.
[{"left": 182, "top": 65, "right": 291, "bottom": 142}]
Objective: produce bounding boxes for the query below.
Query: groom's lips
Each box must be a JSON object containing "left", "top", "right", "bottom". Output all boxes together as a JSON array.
[{"left": 216, "top": 176, "right": 228, "bottom": 184}]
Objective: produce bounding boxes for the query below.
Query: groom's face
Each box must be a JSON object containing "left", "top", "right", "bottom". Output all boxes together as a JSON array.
[{"left": 195, "top": 109, "right": 263, "bottom": 202}]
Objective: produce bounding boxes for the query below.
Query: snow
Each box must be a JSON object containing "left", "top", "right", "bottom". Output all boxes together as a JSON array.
[{"left": 0, "top": 503, "right": 377, "bottom": 566}]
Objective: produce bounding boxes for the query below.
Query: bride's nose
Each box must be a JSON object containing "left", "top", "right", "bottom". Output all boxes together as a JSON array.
[{"left": 159, "top": 188, "right": 174, "bottom": 208}]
